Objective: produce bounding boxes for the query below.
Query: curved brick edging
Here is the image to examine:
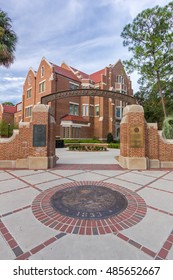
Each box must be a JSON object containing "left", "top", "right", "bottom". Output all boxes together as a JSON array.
[{"left": 32, "top": 181, "right": 147, "bottom": 235}]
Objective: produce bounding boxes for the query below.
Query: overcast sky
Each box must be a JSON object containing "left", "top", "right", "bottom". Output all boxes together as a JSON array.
[{"left": 0, "top": 0, "right": 171, "bottom": 104}]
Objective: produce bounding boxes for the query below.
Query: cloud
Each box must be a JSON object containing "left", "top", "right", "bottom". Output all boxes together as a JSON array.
[
  {"left": 0, "top": 0, "right": 171, "bottom": 104},
  {"left": 0, "top": 75, "right": 25, "bottom": 104},
  {"left": 3, "top": 77, "right": 25, "bottom": 82},
  {"left": 104, "top": 0, "right": 171, "bottom": 18}
]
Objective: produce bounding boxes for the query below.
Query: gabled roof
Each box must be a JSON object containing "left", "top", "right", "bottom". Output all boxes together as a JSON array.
[
  {"left": 60, "top": 61, "right": 108, "bottom": 84},
  {"left": 70, "top": 66, "right": 89, "bottom": 79},
  {"left": 16, "top": 101, "right": 22, "bottom": 106},
  {"left": 3, "top": 105, "right": 16, "bottom": 114},
  {"left": 61, "top": 115, "right": 89, "bottom": 124},
  {"left": 28, "top": 67, "right": 37, "bottom": 76},
  {"left": 89, "top": 68, "right": 105, "bottom": 83},
  {"left": 53, "top": 64, "right": 81, "bottom": 82}
]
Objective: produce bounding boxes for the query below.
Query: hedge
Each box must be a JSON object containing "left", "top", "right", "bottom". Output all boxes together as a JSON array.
[{"left": 68, "top": 145, "right": 107, "bottom": 151}]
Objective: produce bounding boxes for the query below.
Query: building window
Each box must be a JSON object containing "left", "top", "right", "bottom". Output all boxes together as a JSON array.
[
  {"left": 72, "top": 127, "right": 75, "bottom": 138},
  {"left": 62, "top": 127, "right": 70, "bottom": 138},
  {"left": 39, "top": 81, "right": 45, "bottom": 93},
  {"left": 41, "top": 66, "right": 44, "bottom": 77},
  {"left": 117, "top": 75, "right": 124, "bottom": 84},
  {"left": 76, "top": 127, "right": 80, "bottom": 138},
  {"left": 115, "top": 107, "right": 122, "bottom": 119},
  {"left": 25, "top": 106, "right": 32, "bottom": 117},
  {"left": 27, "top": 88, "right": 32, "bottom": 99},
  {"left": 95, "top": 105, "right": 99, "bottom": 116},
  {"left": 90, "top": 105, "right": 94, "bottom": 117},
  {"left": 66, "top": 127, "right": 70, "bottom": 138},
  {"left": 82, "top": 105, "right": 89, "bottom": 116},
  {"left": 62, "top": 126, "right": 80, "bottom": 138},
  {"left": 69, "top": 103, "right": 79, "bottom": 115},
  {"left": 116, "top": 127, "right": 120, "bottom": 140},
  {"left": 69, "top": 82, "right": 79, "bottom": 90},
  {"left": 71, "top": 127, "right": 80, "bottom": 138}
]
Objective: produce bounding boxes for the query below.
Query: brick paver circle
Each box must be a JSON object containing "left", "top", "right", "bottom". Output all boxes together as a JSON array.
[{"left": 32, "top": 181, "right": 147, "bottom": 235}]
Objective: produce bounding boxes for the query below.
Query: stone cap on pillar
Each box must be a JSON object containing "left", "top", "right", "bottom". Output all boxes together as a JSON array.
[
  {"left": 32, "top": 104, "right": 54, "bottom": 118},
  {"left": 123, "top": 105, "right": 144, "bottom": 116},
  {"left": 32, "top": 104, "right": 50, "bottom": 113}
]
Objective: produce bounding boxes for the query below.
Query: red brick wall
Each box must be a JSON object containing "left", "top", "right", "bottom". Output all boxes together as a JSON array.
[
  {"left": 159, "top": 138, "right": 173, "bottom": 161},
  {"left": 146, "top": 126, "right": 159, "bottom": 159},
  {"left": 0, "top": 104, "right": 15, "bottom": 124},
  {"left": 0, "top": 105, "right": 55, "bottom": 161},
  {"left": 120, "top": 123, "right": 128, "bottom": 157},
  {"left": 120, "top": 105, "right": 173, "bottom": 163},
  {"left": 1, "top": 112, "right": 14, "bottom": 124},
  {"left": 146, "top": 127, "right": 173, "bottom": 161}
]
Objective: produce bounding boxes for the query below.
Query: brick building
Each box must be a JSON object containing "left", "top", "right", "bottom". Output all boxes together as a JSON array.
[
  {"left": 15, "top": 57, "right": 133, "bottom": 140},
  {"left": 0, "top": 104, "right": 16, "bottom": 124},
  {"left": 14, "top": 102, "right": 22, "bottom": 124}
]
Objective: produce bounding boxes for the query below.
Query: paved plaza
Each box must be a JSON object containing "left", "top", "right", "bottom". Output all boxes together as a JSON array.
[{"left": 0, "top": 148, "right": 173, "bottom": 260}]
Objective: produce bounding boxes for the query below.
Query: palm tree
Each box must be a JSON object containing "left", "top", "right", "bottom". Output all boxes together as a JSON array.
[{"left": 0, "top": 9, "right": 17, "bottom": 67}]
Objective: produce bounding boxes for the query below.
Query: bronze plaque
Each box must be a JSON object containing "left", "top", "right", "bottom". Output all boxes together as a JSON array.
[
  {"left": 130, "top": 125, "right": 144, "bottom": 148},
  {"left": 33, "top": 125, "right": 46, "bottom": 147}
]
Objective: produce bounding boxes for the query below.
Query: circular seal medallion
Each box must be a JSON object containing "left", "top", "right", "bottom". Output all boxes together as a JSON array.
[{"left": 51, "top": 185, "right": 128, "bottom": 220}]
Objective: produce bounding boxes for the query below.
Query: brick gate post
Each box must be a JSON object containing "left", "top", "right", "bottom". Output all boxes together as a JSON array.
[
  {"left": 28, "top": 104, "right": 57, "bottom": 169},
  {"left": 119, "top": 105, "right": 147, "bottom": 169}
]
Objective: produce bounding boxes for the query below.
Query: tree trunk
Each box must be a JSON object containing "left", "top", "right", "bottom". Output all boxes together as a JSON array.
[{"left": 156, "top": 70, "right": 167, "bottom": 119}]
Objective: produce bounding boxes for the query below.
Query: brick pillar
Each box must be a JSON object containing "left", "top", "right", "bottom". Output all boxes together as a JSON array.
[
  {"left": 119, "top": 105, "right": 147, "bottom": 169},
  {"left": 28, "top": 104, "right": 56, "bottom": 169}
]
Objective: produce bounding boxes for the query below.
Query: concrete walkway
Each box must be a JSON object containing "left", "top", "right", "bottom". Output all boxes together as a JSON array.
[
  {"left": 56, "top": 147, "right": 120, "bottom": 164},
  {"left": 0, "top": 148, "right": 173, "bottom": 260}
]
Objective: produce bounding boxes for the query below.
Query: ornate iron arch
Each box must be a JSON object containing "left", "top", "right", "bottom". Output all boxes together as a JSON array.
[{"left": 41, "top": 89, "right": 136, "bottom": 104}]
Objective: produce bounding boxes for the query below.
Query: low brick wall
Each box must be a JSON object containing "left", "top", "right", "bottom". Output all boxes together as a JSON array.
[
  {"left": 120, "top": 105, "right": 173, "bottom": 169},
  {"left": 147, "top": 127, "right": 173, "bottom": 168},
  {"left": 0, "top": 104, "right": 56, "bottom": 169}
]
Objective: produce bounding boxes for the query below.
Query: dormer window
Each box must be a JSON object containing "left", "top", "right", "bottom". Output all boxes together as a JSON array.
[
  {"left": 41, "top": 66, "right": 45, "bottom": 77},
  {"left": 69, "top": 82, "right": 79, "bottom": 90}
]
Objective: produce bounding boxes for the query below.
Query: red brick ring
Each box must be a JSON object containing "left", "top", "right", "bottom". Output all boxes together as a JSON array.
[{"left": 32, "top": 181, "right": 147, "bottom": 235}]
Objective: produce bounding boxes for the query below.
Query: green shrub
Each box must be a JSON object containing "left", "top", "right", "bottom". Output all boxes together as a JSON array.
[
  {"left": 64, "top": 139, "right": 102, "bottom": 144},
  {"left": 68, "top": 145, "right": 107, "bottom": 151},
  {"left": 0, "top": 120, "right": 18, "bottom": 137},
  {"left": 0, "top": 120, "right": 8, "bottom": 137},
  {"left": 162, "top": 116, "right": 173, "bottom": 139},
  {"left": 107, "top": 132, "right": 114, "bottom": 143},
  {"left": 108, "top": 143, "right": 120, "bottom": 149}
]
